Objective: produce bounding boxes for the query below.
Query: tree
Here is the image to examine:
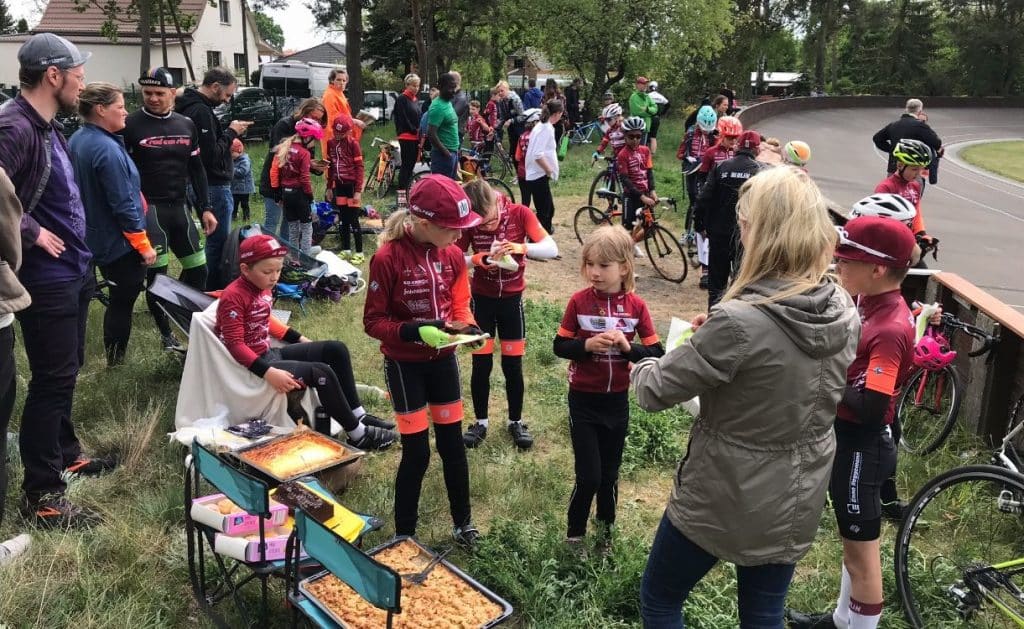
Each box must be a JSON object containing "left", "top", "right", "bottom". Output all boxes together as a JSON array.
[
  {"left": 16, "top": 18, "right": 27, "bottom": 32},
  {"left": 253, "top": 10, "right": 284, "bottom": 51},
  {"left": 0, "top": 0, "right": 15, "bottom": 34}
]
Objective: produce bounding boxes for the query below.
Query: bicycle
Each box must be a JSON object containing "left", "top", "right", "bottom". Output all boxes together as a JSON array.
[
  {"left": 409, "top": 153, "right": 516, "bottom": 203},
  {"left": 472, "top": 139, "right": 514, "bottom": 182},
  {"left": 587, "top": 155, "right": 618, "bottom": 207},
  {"left": 896, "top": 311, "right": 998, "bottom": 454},
  {"left": 573, "top": 195, "right": 688, "bottom": 283},
  {"left": 894, "top": 394, "right": 1024, "bottom": 627},
  {"left": 568, "top": 120, "right": 601, "bottom": 146},
  {"left": 365, "top": 136, "right": 399, "bottom": 200}
]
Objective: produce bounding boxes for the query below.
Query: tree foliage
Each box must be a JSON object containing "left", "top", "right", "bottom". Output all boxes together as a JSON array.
[
  {"left": 0, "top": 0, "right": 15, "bottom": 35},
  {"left": 253, "top": 10, "right": 284, "bottom": 51}
]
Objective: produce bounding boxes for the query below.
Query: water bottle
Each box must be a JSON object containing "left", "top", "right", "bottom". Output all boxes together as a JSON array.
[{"left": 314, "top": 406, "right": 331, "bottom": 436}]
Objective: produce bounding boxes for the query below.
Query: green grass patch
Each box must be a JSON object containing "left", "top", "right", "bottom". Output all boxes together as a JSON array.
[{"left": 960, "top": 140, "right": 1024, "bottom": 183}]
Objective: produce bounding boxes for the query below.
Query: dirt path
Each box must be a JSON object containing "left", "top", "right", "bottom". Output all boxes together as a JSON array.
[{"left": 522, "top": 194, "right": 707, "bottom": 333}]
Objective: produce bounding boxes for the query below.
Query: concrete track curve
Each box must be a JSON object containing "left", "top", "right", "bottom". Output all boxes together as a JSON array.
[{"left": 754, "top": 107, "right": 1024, "bottom": 309}]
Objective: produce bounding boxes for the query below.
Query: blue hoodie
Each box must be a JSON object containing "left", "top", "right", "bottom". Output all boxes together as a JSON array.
[
  {"left": 68, "top": 123, "right": 147, "bottom": 267},
  {"left": 522, "top": 86, "right": 543, "bottom": 109}
]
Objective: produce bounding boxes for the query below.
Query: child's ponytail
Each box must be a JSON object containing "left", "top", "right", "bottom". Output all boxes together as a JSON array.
[
  {"left": 378, "top": 209, "right": 411, "bottom": 245},
  {"left": 275, "top": 134, "right": 297, "bottom": 167}
]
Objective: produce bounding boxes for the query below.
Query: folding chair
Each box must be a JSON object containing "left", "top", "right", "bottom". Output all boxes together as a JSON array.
[
  {"left": 286, "top": 510, "right": 402, "bottom": 628},
  {"left": 185, "top": 440, "right": 288, "bottom": 628},
  {"left": 147, "top": 274, "right": 216, "bottom": 343}
]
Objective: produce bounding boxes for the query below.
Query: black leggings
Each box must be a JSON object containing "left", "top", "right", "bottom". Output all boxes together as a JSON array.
[
  {"left": 470, "top": 293, "right": 525, "bottom": 422},
  {"left": 398, "top": 139, "right": 419, "bottom": 191},
  {"left": 567, "top": 390, "right": 628, "bottom": 537},
  {"left": 527, "top": 176, "right": 555, "bottom": 234},
  {"left": 232, "top": 193, "right": 251, "bottom": 220},
  {"left": 384, "top": 355, "right": 470, "bottom": 536},
  {"left": 282, "top": 188, "right": 312, "bottom": 223},
  {"left": 265, "top": 341, "right": 363, "bottom": 432},
  {"left": 145, "top": 201, "right": 208, "bottom": 334},
  {"left": 98, "top": 250, "right": 147, "bottom": 365},
  {"left": 337, "top": 205, "right": 363, "bottom": 253},
  {"left": 624, "top": 192, "right": 643, "bottom": 231},
  {"left": 707, "top": 231, "right": 739, "bottom": 309},
  {"left": 518, "top": 178, "right": 531, "bottom": 208}
]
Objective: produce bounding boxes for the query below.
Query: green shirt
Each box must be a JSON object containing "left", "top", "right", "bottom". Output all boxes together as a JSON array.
[
  {"left": 427, "top": 97, "right": 460, "bottom": 151},
  {"left": 629, "top": 91, "right": 659, "bottom": 130}
]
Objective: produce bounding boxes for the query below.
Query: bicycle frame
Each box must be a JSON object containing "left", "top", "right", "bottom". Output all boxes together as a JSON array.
[{"left": 913, "top": 368, "right": 947, "bottom": 412}]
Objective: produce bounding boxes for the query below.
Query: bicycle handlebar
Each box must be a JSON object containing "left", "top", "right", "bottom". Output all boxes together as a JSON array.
[{"left": 941, "top": 313, "right": 998, "bottom": 357}]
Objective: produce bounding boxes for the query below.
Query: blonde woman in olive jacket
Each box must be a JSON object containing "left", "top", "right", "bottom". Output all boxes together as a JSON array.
[{"left": 631, "top": 166, "right": 860, "bottom": 629}]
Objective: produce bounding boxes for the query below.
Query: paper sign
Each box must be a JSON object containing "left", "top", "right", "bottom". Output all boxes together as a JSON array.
[{"left": 666, "top": 317, "right": 695, "bottom": 351}]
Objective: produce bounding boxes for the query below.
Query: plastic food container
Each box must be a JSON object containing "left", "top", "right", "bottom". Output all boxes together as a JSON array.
[{"left": 190, "top": 492, "right": 289, "bottom": 536}]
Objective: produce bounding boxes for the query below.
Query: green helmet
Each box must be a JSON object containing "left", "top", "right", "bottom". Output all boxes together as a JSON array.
[{"left": 892, "top": 138, "right": 932, "bottom": 167}]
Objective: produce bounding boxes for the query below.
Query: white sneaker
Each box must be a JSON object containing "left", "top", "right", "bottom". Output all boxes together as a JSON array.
[
  {"left": 634, "top": 244, "right": 644, "bottom": 258},
  {"left": 0, "top": 533, "right": 31, "bottom": 565},
  {"left": 305, "top": 246, "right": 322, "bottom": 256}
]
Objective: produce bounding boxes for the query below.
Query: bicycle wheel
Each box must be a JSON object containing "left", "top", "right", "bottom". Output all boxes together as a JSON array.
[
  {"left": 588, "top": 170, "right": 616, "bottom": 207},
  {"left": 895, "top": 464, "right": 1024, "bottom": 628},
  {"left": 897, "top": 365, "right": 961, "bottom": 454},
  {"left": 487, "top": 150, "right": 511, "bottom": 181},
  {"left": 375, "top": 164, "right": 393, "bottom": 199},
  {"left": 644, "top": 225, "right": 689, "bottom": 283},
  {"left": 409, "top": 169, "right": 429, "bottom": 188},
  {"left": 573, "top": 205, "right": 614, "bottom": 245},
  {"left": 484, "top": 177, "right": 515, "bottom": 203}
]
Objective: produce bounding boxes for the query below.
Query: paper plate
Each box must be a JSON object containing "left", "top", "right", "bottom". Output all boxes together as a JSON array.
[{"left": 436, "top": 332, "right": 491, "bottom": 349}]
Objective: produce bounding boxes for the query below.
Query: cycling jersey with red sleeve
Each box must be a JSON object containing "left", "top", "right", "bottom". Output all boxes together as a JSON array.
[
  {"left": 698, "top": 143, "right": 734, "bottom": 174},
  {"left": 363, "top": 229, "right": 476, "bottom": 362},
  {"left": 597, "top": 123, "right": 625, "bottom": 154},
  {"left": 215, "top": 275, "right": 295, "bottom": 376},
  {"left": 269, "top": 142, "right": 312, "bottom": 196},
  {"left": 515, "top": 130, "right": 530, "bottom": 180},
  {"left": 326, "top": 135, "right": 364, "bottom": 191},
  {"left": 836, "top": 290, "right": 915, "bottom": 426},
  {"left": 874, "top": 173, "right": 925, "bottom": 235},
  {"left": 456, "top": 196, "right": 548, "bottom": 298},
  {"left": 556, "top": 288, "right": 659, "bottom": 393},
  {"left": 616, "top": 144, "right": 653, "bottom": 195},
  {"left": 676, "top": 128, "right": 713, "bottom": 161}
]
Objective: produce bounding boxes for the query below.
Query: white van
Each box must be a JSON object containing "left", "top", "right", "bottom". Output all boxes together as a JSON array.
[{"left": 259, "top": 60, "right": 342, "bottom": 97}]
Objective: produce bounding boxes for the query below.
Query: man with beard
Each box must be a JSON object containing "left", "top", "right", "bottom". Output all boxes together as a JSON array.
[
  {"left": 0, "top": 33, "right": 116, "bottom": 528},
  {"left": 121, "top": 67, "right": 216, "bottom": 351}
]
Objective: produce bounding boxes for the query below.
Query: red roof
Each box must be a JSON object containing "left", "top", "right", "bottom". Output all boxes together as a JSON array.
[{"left": 33, "top": 0, "right": 209, "bottom": 37}]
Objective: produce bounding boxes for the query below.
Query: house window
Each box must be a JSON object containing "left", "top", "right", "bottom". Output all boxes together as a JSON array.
[
  {"left": 167, "top": 67, "right": 185, "bottom": 86},
  {"left": 234, "top": 53, "right": 248, "bottom": 76},
  {"left": 219, "top": 0, "right": 230, "bottom": 24},
  {"left": 207, "top": 51, "right": 222, "bottom": 69}
]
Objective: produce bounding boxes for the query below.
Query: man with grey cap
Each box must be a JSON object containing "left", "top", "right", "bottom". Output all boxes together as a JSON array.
[{"left": 0, "top": 33, "right": 114, "bottom": 529}]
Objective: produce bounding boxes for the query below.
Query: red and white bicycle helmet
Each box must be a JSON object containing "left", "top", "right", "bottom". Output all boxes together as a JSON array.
[
  {"left": 294, "top": 117, "right": 324, "bottom": 140},
  {"left": 913, "top": 335, "right": 957, "bottom": 370},
  {"left": 717, "top": 115, "right": 743, "bottom": 137}
]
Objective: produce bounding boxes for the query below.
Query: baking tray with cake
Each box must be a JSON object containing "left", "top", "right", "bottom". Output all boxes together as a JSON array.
[
  {"left": 298, "top": 536, "right": 513, "bottom": 628},
  {"left": 232, "top": 429, "right": 364, "bottom": 484}
]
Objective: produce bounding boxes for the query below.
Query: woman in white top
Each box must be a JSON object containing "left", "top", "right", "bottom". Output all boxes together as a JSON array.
[{"left": 524, "top": 100, "right": 563, "bottom": 234}]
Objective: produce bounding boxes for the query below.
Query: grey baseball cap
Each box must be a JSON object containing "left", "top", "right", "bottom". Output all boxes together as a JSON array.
[{"left": 17, "top": 33, "right": 91, "bottom": 71}]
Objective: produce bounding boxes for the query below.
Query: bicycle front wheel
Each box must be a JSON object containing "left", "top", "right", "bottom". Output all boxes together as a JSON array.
[
  {"left": 485, "top": 177, "right": 516, "bottom": 204},
  {"left": 573, "top": 205, "right": 613, "bottom": 245},
  {"left": 895, "top": 464, "right": 1024, "bottom": 628},
  {"left": 487, "top": 150, "right": 511, "bottom": 181},
  {"left": 588, "top": 170, "right": 616, "bottom": 207},
  {"left": 644, "top": 226, "right": 688, "bottom": 283},
  {"left": 375, "top": 165, "right": 392, "bottom": 199},
  {"left": 897, "top": 365, "right": 961, "bottom": 454}
]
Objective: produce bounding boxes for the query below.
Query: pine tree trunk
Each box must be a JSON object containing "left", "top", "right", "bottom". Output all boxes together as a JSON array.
[{"left": 346, "top": 0, "right": 363, "bottom": 111}]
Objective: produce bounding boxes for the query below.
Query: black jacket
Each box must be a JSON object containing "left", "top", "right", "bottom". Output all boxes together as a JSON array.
[
  {"left": 693, "top": 149, "right": 761, "bottom": 238},
  {"left": 872, "top": 113, "right": 942, "bottom": 173},
  {"left": 259, "top": 116, "right": 298, "bottom": 198},
  {"left": 175, "top": 88, "right": 238, "bottom": 185},
  {"left": 393, "top": 93, "right": 421, "bottom": 138}
]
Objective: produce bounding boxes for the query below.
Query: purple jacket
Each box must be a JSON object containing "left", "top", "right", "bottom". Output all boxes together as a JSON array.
[{"left": 0, "top": 95, "right": 91, "bottom": 285}]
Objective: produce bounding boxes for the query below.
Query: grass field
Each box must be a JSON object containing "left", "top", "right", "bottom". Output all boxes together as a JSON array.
[
  {"left": 0, "top": 117, "right": 1003, "bottom": 627},
  {"left": 960, "top": 140, "right": 1024, "bottom": 183}
]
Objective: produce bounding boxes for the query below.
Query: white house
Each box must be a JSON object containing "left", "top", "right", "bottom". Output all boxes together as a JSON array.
[{"left": 0, "top": 0, "right": 276, "bottom": 89}]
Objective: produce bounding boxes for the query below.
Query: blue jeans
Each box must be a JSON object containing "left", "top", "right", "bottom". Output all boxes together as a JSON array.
[
  {"left": 640, "top": 514, "right": 795, "bottom": 629},
  {"left": 261, "top": 196, "right": 289, "bottom": 242},
  {"left": 204, "top": 184, "right": 234, "bottom": 289},
  {"left": 430, "top": 148, "right": 458, "bottom": 180}
]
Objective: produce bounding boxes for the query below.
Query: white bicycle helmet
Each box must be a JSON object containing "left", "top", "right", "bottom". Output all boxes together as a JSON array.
[
  {"left": 601, "top": 103, "right": 622, "bottom": 120},
  {"left": 621, "top": 116, "right": 646, "bottom": 132},
  {"left": 523, "top": 108, "right": 542, "bottom": 124},
  {"left": 648, "top": 80, "right": 659, "bottom": 91},
  {"left": 849, "top": 193, "right": 917, "bottom": 225}
]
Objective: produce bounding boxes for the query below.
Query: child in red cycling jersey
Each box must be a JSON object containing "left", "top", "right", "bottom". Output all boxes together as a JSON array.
[
  {"left": 325, "top": 115, "right": 366, "bottom": 264},
  {"left": 617, "top": 117, "right": 657, "bottom": 256},
  {"left": 873, "top": 138, "right": 933, "bottom": 246},
  {"left": 216, "top": 234, "right": 396, "bottom": 450},
  {"left": 515, "top": 109, "right": 540, "bottom": 208},
  {"left": 466, "top": 100, "right": 493, "bottom": 146},
  {"left": 270, "top": 117, "right": 322, "bottom": 255},
  {"left": 788, "top": 217, "right": 917, "bottom": 629},
  {"left": 457, "top": 180, "right": 559, "bottom": 450},
  {"left": 553, "top": 226, "right": 663, "bottom": 550},
  {"left": 593, "top": 103, "right": 625, "bottom": 161},
  {"left": 363, "top": 174, "right": 485, "bottom": 546}
]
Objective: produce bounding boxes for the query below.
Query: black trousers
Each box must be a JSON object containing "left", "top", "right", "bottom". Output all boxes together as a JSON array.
[
  {"left": 707, "top": 231, "right": 739, "bottom": 309},
  {"left": 337, "top": 205, "right": 363, "bottom": 253},
  {"left": 398, "top": 139, "right": 419, "bottom": 191},
  {"left": 232, "top": 193, "right": 251, "bottom": 221},
  {"left": 0, "top": 324, "right": 16, "bottom": 524},
  {"left": 527, "top": 176, "right": 555, "bottom": 234},
  {"left": 567, "top": 389, "right": 629, "bottom": 537},
  {"left": 15, "top": 270, "right": 93, "bottom": 499},
  {"left": 384, "top": 355, "right": 470, "bottom": 536},
  {"left": 265, "top": 341, "right": 363, "bottom": 432},
  {"left": 470, "top": 293, "right": 525, "bottom": 422},
  {"left": 98, "top": 250, "right": 147, "bottom": 365}
]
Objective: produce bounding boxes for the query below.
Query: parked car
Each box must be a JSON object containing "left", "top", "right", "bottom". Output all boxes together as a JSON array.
[
  {"left": 215, "top": 87, "right": 298, "bottom": 139},
  {"left": 360, "top": 90, "right": 398, "bottom": 124}
]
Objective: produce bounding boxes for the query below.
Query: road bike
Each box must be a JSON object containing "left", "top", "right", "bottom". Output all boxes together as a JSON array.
[
  {"left": 409, "top": 152, "right": 516, "bottom": 203},
  {"left": 568, "top": 120, "right": 601, "bottom": 146},
  {"left": 588, "top": 155, "right": 618, "bottom": 207},
  {"left": 471, "top": 139, "right": 515, "bottom": 182},
  {"left": 365, "top": 136, "right": 399, "bottom": 199},
  {"left": 895, "top": 394, "right": 1024, "bottom": 627},
  {"left": 897, "top": 312, "right": 998, "bottom": 454},
  {"left": 573, "top": 192, "right": 688, "bottom": 283}
]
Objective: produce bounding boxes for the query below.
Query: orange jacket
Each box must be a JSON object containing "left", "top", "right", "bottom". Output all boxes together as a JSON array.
[{"left": 321, "top": 85, "right": 361, "bottom": 156}]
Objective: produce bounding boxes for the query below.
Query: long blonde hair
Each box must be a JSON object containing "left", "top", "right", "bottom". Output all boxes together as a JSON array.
[
  {"left": 378, "top": 209, "right": 414, "bottom": 245},
  {"left": 274, "top": 134, "right": 298, "bottom": 167},
  {"left": 580, "top": 225, "right": 636, "bottom": 293},
  {"left": 722, "top": 166, "right": 837, "bottom": 304}
]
